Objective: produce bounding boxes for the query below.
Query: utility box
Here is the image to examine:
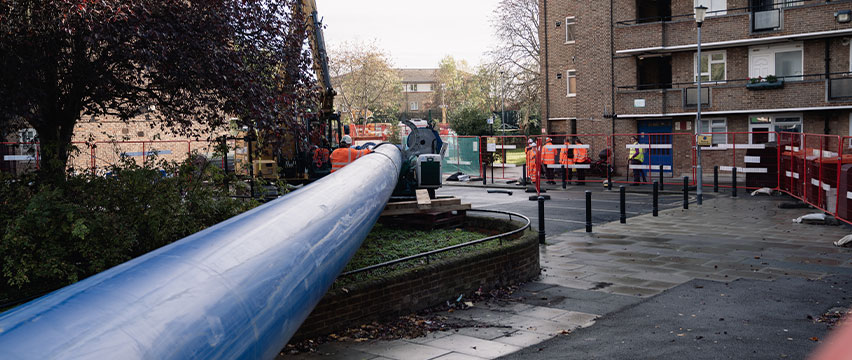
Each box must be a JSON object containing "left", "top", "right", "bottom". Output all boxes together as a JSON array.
[{"left": 416, "top": 154, "right": 442, "bottom": 188}]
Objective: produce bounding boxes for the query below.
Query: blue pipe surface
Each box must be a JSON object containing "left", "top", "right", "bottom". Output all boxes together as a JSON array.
[{"left": 0, "top": 145, "right": 403, "bottom": 359}]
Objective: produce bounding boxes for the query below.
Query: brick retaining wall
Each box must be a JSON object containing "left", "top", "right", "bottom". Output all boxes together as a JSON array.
[{"left": 291, "top": 229, "right": 540, "bottom": 340}]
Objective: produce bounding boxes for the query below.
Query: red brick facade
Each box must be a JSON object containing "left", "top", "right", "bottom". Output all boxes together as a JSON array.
[{"left": 541, "top": 0, "right": 852, "bottom": 177}]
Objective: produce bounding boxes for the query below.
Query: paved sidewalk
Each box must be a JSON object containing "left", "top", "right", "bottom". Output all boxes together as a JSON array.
[{"left": 286, "top": 195, "right": 852, "bottom": 360}]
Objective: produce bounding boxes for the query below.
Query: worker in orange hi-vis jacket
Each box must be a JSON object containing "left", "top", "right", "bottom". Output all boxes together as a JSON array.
[
  {"left": 330, "top": 135, "right": 371, "bottom": 173},
  {"left": 572, "top": 137, "right": 590, "bottom": 185},
  {"left": 541, "top": 137, "right": 557, "bottom": 185},
  {"left": 525, "top": 138, "right": 538, "bottom": 185},
  {"left": 559, "top": 138, "right": 574, "bottom": 184}
]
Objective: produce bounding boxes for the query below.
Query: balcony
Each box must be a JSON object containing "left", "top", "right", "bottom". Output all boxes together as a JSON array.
[
  {"left": 614, "top": 1, "right": 852, "bottom": 54},
  {"left": 616, "top": 73, "right": 852, "bottom": 116}
]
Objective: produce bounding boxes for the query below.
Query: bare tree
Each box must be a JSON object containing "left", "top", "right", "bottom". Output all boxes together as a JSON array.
[
  {"left": 488, "top": 0, "right": 541, "bottom": 132},
  {"left": 328, "top": 41, "right": 402, "bottom": 124}
]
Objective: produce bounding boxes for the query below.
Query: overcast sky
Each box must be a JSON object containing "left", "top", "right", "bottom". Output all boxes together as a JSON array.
[{"left": 315, "top": 0, "right": 501, "bottom": 69}]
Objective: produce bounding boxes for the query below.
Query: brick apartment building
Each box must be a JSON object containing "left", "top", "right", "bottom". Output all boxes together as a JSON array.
[
  {"left": 398, "top": 68, "right": 441, "bottom": 120},
  {"left": 540, "top": 0, "right": 852, "bottom": 176}
]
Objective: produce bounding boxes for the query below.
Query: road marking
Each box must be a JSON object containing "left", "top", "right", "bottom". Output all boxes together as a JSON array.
[{"left": 544, "top": 205, "right": 641, "bottom": 215}]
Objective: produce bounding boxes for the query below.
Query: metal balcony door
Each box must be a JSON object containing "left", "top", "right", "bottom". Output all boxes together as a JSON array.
[{"left": 638, "top": 120, "right": 673, "bottom": 177}]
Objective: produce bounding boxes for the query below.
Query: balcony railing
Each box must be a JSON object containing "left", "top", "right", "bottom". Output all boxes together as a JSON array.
[
  {"left": 616, "top": 72, "right": 852, "bottom": 115},
  {"left": 830, "top": 77, "right": 852, "bottom": 100},
  {"left": 615, "top": 0, "right": 821, "bottom": 26},
  {"left": 617, "top": 72, "right": 848, "bottom": 92}
]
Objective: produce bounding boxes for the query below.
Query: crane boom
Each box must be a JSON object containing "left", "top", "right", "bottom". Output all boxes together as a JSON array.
[{"left": 302, "top": 0, "right": 336, "bottom": 116}]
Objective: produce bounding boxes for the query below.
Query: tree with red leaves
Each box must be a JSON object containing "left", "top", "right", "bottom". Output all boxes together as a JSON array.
[{"left": 0, "top": 0, "right": 318, "bottom": 180}]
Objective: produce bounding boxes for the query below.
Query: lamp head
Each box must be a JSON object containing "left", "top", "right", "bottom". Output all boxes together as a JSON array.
[
  {"left": 837, "top": 10, "right": 852, "bottom": 24},
  {"left": 695, "top": 5, "right": 708, "bottom": 25}
]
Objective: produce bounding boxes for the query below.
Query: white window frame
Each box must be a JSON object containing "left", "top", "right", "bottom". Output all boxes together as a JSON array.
[
  {"left": 700, "top": 118, "right": 728, "bottom": 145},
  {"left": 409, "top": 101, "right": 419, "bottom": 111},
  {"left": 564, "top": 17, "right": 576, "bottom": 44},
  {"left": 694, "top": 0, "right": 726, "bottom": 17},
  {"left": 748, "top": 113, "right": 802, "bottom": 143},
  {"left": 694, "top": 50, "right": 726, "bottom": 83},
  {"left": 407, "top": 84, "right": 418, "bottom": 92},
  {"left": 748, "top": 42, "right": 804, "bottom": 81},
  {"left": 566, "top": 70, "right": 576, "bottom": 97}
]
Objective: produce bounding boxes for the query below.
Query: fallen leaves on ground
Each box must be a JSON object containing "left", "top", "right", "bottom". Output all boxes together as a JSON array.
[{"left": 283, "top": 284, "right": 522, "bottom": 355}]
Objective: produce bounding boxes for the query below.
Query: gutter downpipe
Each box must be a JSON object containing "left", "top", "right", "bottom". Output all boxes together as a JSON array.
[{"left": 0, "top": 145, "right": 403, "bottom": 360}]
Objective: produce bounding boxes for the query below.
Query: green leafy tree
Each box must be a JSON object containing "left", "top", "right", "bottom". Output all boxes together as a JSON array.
[
  {"left": 448, "top": 105, "right": 499, "bottom": 137},
  {"left": 0, "top": 0, "right": 316, "bottom": 181},
  {"left": 329, "top": 41, "right": 402, "bottom": 125}
]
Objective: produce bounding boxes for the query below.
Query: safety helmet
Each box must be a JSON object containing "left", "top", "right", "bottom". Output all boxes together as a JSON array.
[
  {"left": 341, "top": 135, "right": 352, "bottom": 145},
  {"left": 546, "top": 137, "right": 552, "bottom": 143}
]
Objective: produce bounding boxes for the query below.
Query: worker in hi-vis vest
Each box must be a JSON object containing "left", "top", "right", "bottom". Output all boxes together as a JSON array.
[
  {"left": 525, "top": 138, "right": 538, "bottom": 184},
  {"left": 541, "top": 137, "right": 557, "bottom": 184},
  {"left": 330, "top": 135, "right": 371, "bottom": 173},
  {"left": 628, "top": 135, "right": 647, "bottom": 184},
  {"left": 571, "top": 137, "right": 590, "bottom": 185}
]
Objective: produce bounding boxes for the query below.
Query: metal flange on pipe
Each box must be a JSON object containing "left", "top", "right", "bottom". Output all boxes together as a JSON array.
[{"left": 0, "top": 144, "right": 403, "bottom": 359}]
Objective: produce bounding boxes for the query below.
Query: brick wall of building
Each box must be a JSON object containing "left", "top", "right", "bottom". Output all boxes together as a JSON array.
[
  {"left": 614, "top": 1, "right": 852, "bottom": 52},
  {"left": 290, "top": 230, "right": 541, "bottom": 340}
]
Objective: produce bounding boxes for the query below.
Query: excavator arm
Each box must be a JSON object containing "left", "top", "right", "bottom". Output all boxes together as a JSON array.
[{"left": 301, "top": 0, "right": 336, "bottom": 118}]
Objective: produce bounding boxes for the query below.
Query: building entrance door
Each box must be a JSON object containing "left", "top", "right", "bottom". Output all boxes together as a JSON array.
[{"left": 638, "top": 119, "right": 673, "bottom": 177}]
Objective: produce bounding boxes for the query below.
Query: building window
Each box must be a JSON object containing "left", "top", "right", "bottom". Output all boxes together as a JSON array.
[
  {"left": 566, "top": 70, "right": 576, "bottom": 97},
  {"left": 694, "top": 50, "right": 726, "bottom": 83},
  {"left": 748, "top": 43, "right": 803, "bottom": 81},
  {"left": 407, "top": 84, "right": 418, "bottom": 92},
  {"left": 409, "top": 101, "right": 419, "bottom": 111},
  {"left": 748, "top": 114, "right": 802, "bottom": 143},
  {"left": 849, "top": 41, "right": 851, "bottom": 72},
  {"left": 699, "top": 118, "right": 727, "bottom": 145},
  {"left": 564, "top": 17, "right": 576, "bottom": 44},
  {"left": 694, "top": 0, "right": 726, "bottom": 16}
]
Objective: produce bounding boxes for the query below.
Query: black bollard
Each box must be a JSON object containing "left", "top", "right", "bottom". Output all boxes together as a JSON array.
[
  {"left": 522, "top": 163, "right": 527, "bottom": 185},
  {"left": 659, "top": 165, "right": 664, "bottom": 191},
  {"left": 732, "top": 167, "right": 738, "bottom": 198},
  {"left": 620, "top": 186, "right": 627, "bottom": 223},
  {"left": 585, "top": 190, "right": 593, "bottom": 233},
  {"left": 653, "top": 181, "right": 659, "bottom": 216},
  {"left": 683, "top": 176, "right": 689, "bottom": 209},
  {"left": 713, "top": 166, "right": 719, "bottom": 193},
  {"left": 607, "top": 165, "right": 613, "bottom": 190},
  {"left": 538, "top": 196, "right": 546, "bottom": 244},
  {"left": 562, "top": 165, "right": 567, "bottom": 189},
  {"left": 483, "top": 163, "right": 487, "bottom": 185}
]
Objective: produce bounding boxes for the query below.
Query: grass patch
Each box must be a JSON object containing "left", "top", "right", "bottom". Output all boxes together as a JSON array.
[
  {"left": 499, "top": 149, "right": 526, "bottom": 165},
  {"left": 335, "top": 217, "right": 527, "bottom": 287}
]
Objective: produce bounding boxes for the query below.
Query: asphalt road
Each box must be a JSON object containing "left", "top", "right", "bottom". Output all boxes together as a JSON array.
[
  {"left": 501, "top": 276, "right": 852, "bottom": 360},
  {"left": 436, "top": 184, "right": 692, "bottom": 235}
]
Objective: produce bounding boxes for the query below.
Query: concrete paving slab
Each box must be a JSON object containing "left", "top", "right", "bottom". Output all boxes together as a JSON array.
[
  {"left": 515, "top": 306, "right": 570, "bottom": 320},
  {"left": 491, "top": 330, "right": 552, "bottom": 348},
  {"left": 351, "top": 340, "right": 450, "bottom": 360},
  {"left": 425, "top": 334, "right": 522, "bottom": 359},
  {"left": 431, "top": 353, "right": 487, "bottom": 360},
  {"left": 451, "top": 327, "right": 516, "bottom": 341}
]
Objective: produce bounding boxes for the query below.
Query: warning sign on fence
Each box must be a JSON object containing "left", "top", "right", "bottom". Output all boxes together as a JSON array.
[{"left": 486, "top": 137, "right": 496, "bottom": 152}]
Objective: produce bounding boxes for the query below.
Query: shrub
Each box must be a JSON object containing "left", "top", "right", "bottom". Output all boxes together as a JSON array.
[{"left": 0, "top": 156, "right": 260, "bottom": 306}]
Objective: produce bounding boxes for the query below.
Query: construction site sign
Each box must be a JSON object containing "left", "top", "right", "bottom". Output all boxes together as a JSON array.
[{"left": 486, "top": 137, "right": 497, "bottom": 152}]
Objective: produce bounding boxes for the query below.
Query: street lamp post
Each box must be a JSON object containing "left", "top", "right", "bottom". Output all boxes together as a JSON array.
[{"left": 695, "top": 5, "right": 707, "bottom": 206}]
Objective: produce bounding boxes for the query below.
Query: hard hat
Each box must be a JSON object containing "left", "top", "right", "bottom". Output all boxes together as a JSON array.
[
  {"left": 527, "top": 139, "right": 534, "bottom": 145},
  {"left": 341, "top": 135, "right": 352, "bottom": 145},
  {"left": 546, "top": 137, "right": 552, "bottom": 142}
]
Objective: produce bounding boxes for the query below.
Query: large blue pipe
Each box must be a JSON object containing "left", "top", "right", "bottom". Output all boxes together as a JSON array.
[{"left": 0, "top": 144, "right": 402, "bottom": 359}]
